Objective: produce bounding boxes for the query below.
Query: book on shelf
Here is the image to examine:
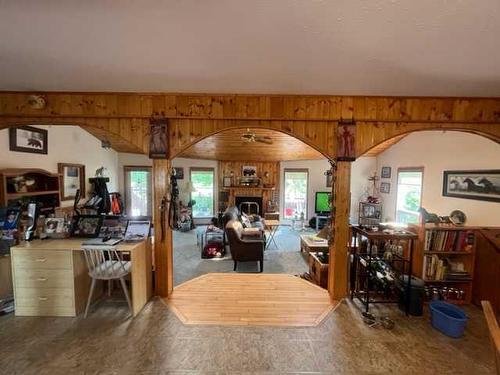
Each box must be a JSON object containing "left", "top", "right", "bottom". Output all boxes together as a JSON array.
[
  {"left": 423, "top": 229, "right": 474, "bottom": 252},
  {"left": 422, "top": 255, "right": 470, "bottom": 281}
]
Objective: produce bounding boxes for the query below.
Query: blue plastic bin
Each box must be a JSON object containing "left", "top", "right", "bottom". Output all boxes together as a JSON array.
[{"left": 429, "top": 301, "right": 468, "bottom": 338}]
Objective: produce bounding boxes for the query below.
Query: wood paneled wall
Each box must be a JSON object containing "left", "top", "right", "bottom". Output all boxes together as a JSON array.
[
  {"left": 218, "top": 161, "right": 280, "bottom": 213},
  {"left": 2, "top": 92, "right": 500, "bottom": 122}
]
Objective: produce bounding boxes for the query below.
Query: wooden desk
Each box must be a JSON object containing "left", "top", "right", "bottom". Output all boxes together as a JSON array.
[
  {"left": 0, "top": 254, "right": 13, "bottom": 298},
  {"left": 11, "top": 239, "right": 152, "bottom": 317}
]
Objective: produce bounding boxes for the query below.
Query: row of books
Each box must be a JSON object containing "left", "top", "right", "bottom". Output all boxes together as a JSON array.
[
  {"left": 423, "top": 255, "right": 471, "bottom": 281},
  {"left": 424, "top": 230, "right": 474, "bottom": 252},
  {"left": 423, "top": 255, "right": 447, "bottom": 280}
]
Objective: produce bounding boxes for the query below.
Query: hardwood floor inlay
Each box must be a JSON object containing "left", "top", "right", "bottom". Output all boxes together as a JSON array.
[{"left": 166, "top": 273, "right": 336, "bottom": 327}]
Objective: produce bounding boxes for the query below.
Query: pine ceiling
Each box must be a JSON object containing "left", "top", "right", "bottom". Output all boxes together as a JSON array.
[{"left": 179, "top": 128, "right": 325, "bottom": 161}]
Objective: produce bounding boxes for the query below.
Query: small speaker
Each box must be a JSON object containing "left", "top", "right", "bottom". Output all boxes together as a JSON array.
[{"left": 24, "top": 202, "right": 38, "bottom": 241}]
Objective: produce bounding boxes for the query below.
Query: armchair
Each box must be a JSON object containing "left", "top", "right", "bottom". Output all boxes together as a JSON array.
[{"left": 225, "top": 219, "right": 265, "bottom": 272}]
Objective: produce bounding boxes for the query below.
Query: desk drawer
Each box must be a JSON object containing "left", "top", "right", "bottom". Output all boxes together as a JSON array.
[
  {"left": 13, "top": 250, "right": 72, "bottom": 270},
  {"left": 14, "top": 287, "right": 74, "bottom": 308},
  {"left": 15, "top": 269, "right": 73, "bottom": 288}
]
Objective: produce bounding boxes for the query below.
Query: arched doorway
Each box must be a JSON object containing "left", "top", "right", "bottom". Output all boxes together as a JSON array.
[{"left": 166, "top": 126, "right": 337, "bottom": 326}]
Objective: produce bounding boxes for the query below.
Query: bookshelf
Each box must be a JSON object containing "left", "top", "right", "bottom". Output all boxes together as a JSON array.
[{"left": 410, "top": 222, "right": 477, "bottom": 304}]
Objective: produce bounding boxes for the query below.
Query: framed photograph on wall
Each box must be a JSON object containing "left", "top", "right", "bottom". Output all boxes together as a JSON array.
[
  {"left": 380, "top": 182, "right": 391, "bottom": 194},
  {"left": 381, "top": 166, "right": 391, "bottom": 179},
  {"left": 9, "top": 126, "right": 48, "bottom": 154},
  {"left": 149, "top": 117, "right": 168, "bottom": 159},
  {"left": 58, "top": 163, "right": 85, "bottom": 201},
  {"left": 174, "top": 167, "right": 184, "bottom": 180},
  {"left": 242, "top": 166, "right": 257, "bottom": 176},
  {"left": 337, "top": 120, "right": 356, "bottom": 161},
  {"left": 325, "top": 170, "right": 333, "bottom": 188},
  {"left": 443, "top": 169, "right": 500, "bottom": 203}
]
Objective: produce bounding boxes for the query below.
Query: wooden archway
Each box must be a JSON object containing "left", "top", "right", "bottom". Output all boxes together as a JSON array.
[
  {"left": 1, "top": 92, "right": 500, "bottom": 301},
  {"left": 0, "top": 117, "right": 150, "bottom": 155},
  {"left": 168, "top": 119, "right": 336, "bottom": 160},
  {"left": 357, "top": 122, "right": 500, "bottom": 157}
]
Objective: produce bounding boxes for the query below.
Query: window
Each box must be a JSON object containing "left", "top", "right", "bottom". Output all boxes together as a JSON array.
[
  {"left": 190, "top": 168, "right": 215, "bottom": 218},
  {"left": 124, "top": 166, "right": 152, "bottom": 217},
  {"left": 283, "top": 169, "right": 308, "bottom": 219},
  {"left": 395, "top": 168, "right": 423, "bottom": 224}
]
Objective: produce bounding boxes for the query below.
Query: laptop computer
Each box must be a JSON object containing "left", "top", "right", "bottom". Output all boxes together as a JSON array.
[{"left": 123, "top": 220, "right": 151, "bottom": 242}]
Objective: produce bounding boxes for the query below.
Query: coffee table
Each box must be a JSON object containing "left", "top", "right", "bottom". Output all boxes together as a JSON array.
[
  {"left": 300, "top": 234, "right": 329, "bottom": 253},
  {"left": 265, "top": 219, "right": 281, "bottom": 249}
]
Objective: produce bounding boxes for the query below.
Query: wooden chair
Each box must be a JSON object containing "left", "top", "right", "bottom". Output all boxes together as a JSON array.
[
  {"left": 482, "top": 300, "right": 500, "bottom": 374},
  {"left": 82, "top": 246, "right": 132, "bottom": 318}
]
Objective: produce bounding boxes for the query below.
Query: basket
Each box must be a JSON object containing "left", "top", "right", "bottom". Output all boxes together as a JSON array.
[{"left": 429, "top": 301, "right": 468, "bottom": 338}]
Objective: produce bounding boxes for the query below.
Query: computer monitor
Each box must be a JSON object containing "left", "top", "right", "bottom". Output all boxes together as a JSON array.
[{"left": 315, "top": 192, "right": 331, "bottom": 215}]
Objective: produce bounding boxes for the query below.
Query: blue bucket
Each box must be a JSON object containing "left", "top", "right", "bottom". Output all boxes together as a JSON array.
[{"left": 429, "top": 301, "right": 468, "bottom": 338}]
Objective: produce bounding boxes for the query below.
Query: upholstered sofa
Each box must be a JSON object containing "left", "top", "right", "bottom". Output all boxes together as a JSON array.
[{"left": 225, "top": 219, "right": 265, "bottom": 272}]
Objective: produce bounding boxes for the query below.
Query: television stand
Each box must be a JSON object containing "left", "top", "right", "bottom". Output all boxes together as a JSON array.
[{"left": 315, "top": 215, "right": 330, "bottom": 231}]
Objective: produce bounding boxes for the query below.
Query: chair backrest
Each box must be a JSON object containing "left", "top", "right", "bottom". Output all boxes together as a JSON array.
[
  {"left": 226, "top": 220, "right": 243, "bottom": 242},
  {"left": 82, "top": 246, "right": 128, "bottom": 279},
  {"left": 481, "top": 300, "right": 500, "bottom": 374}
]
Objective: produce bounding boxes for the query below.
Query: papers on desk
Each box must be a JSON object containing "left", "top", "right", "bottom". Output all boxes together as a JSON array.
[{"left": 82, "top": 238, "right": 122, "bottom": 246}]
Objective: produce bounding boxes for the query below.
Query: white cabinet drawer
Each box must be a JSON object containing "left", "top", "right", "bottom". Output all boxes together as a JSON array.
[
  {"left": 14, "top": 287, "right": 74, "bottom": 308},
  {"left": 15, "top": 269, "right": 73, "bottom": 288},
  {"left": 13, "top": 250, "right": 72, "bottom": 270}
]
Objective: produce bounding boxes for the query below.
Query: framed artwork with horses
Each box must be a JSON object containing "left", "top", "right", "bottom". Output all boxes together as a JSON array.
[
  {"left": 443, "top": 170, "right": 500, "bottom": 203},
  {"left": 9, "top": 126, "right": 48, "bottom": 154}
]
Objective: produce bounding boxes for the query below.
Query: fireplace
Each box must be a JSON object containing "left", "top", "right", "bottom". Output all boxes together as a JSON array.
[{"left": 235, "top": 196, "right": 263, "bottom": 216}]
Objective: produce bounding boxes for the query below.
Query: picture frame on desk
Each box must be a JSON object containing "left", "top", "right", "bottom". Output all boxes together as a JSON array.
[{"left": 71, "top": 215, "right": 103, "bottom": 238}]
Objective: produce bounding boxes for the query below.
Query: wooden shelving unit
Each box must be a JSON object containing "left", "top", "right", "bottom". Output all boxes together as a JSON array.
[
  {"left": 409, "top": 222, "right": 477, "bottom": 304},
  {"left": 0, "top": 168, "right": 61, "bottom": 210}
]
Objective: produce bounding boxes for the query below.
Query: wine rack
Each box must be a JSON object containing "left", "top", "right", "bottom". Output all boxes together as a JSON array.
[{"left": 350, "top": 225, "right": 417, "bottom": 315}]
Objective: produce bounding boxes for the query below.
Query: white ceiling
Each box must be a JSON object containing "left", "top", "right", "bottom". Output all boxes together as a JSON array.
[{"left": 1, "top": 1, "right": 499, "bottom": 97}]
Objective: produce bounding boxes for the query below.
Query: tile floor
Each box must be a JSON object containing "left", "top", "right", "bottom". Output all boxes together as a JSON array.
[{"left": 0, "top": 297, "right": 495, "bottom": 374}]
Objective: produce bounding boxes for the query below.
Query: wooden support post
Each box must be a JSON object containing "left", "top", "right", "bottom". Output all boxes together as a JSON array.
[
  {"left": 328, "top": 161, "right": 352, "bottom": 300},
  {"left": 152, "top": 159, "right": 173, "bottom": 297}
]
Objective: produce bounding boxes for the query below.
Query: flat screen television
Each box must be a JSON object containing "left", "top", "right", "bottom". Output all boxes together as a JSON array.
[{"left": 315, "top": 192, "right": 331, "bottom": 215}]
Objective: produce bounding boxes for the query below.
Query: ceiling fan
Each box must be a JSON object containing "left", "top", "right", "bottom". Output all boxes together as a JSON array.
[{"left": 241, "top": 128, "right": 273, "bottom": 144}]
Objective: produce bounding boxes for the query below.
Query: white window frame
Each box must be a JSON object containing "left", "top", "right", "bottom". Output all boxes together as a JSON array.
[
  {"left": 124, "top": 166, "right": 152, "bottom": 217},
  {"left": 189, "top": 167, "right": 215, "bottom": 219},
  {"left": 395, "top": 167, "right": 424, "bottom": 224},
  {"left": 283, "top": 168, "right": 309, "bottom": 220}
]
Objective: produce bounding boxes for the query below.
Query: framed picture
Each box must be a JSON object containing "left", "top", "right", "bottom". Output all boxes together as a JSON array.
[
  {"left": 174, "top": 167, "right": 184, "bottom": 180},
  {"left": 380, "top": 182, "right": 391, "bottom": 194},
  {"left": 44, "top": 218, "right": 65, "bottom": 234},
  {"left": 223, "top": 176, "right": 232, "bottom": 187},
  {"left": 337, "top": 121, "right": 356, "bottom": 161},
  {"left": 242, "top": 166, "right": 257, "bottom": 176},
  {"left": 58, "top": 163, "right": 85, "bottom": 201},
  {"left": 71, "top": 215, "right": 103, "bottom": 238},
  {"left": 149, "top": 117, "right": 168, "bottom": 159},
  {"left": 0, "top": 207, "right": 20, "bottom": 240},
  {"left": 443, "top": 170, "right": 500, "bottom": 203},
  {"left": 9, "top": 126, "right": 48, "bottom": 154},
  {"left": 326, "top": 170, "right": 333, "bottom": 188},
  {"left": 381, "top": 166, "right": 391, "bottom": 179}
]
